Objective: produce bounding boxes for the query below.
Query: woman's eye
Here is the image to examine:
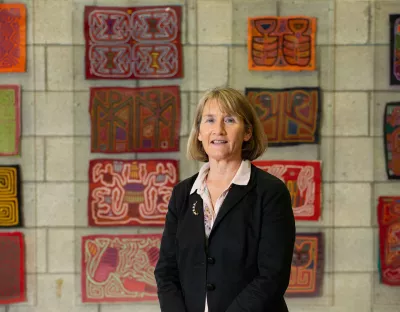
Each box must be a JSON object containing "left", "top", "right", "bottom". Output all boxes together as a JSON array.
[
  {"left": 205, "top": 118, "right": 214, "bottom": 123},
  {"left": 225, "top": 117, "right": 235, "bottom": 123}
]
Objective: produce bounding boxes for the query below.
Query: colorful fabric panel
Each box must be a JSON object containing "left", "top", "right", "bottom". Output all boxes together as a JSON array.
[
  {"left": 390, "top": 15, "right": 400, "bottom": 85},
  {"left": 0, "top": 4, "right": 26, "bottom": 73},
  {"left": 248, "top": 16, "right": 316, "bottom": 71},
  {"left": 88, "top": 159, "right": 178, "bottom": 226},
  {"left": 84, "top": 6, "right": 183, "bottom": 79},
  {"left": 0, "top": 165, "right": 21, "bottom": 227},
  {"left": 377, "top": 196, "right": 400, "bottom": 286},
  {"left": 286, "top": 232, "right": 324, "bottom": 297},
  {"left": 253, "top": 160, "right": 322, "bottom": 221},
  {"left": 0, "top": 232, "right": 25, "bottom": 303},
  {"left": 0, "top": 85, "right": 21, "bottom": 156},
  {"left": 384, "top": 102, "right": 400, "bottom": 179},
  {"left": 246, "top": 87, "right": 320, "bottom": 146},
  {"left": 82, "top": 234, "right": 161, "bottom": 302},
  {"left": 90, "top": 86, "right": 180, "bottom": 153}
]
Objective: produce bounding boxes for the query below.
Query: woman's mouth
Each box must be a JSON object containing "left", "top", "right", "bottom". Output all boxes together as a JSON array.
[{"left": 211, "top": 140, "right": 227, "bottom": 144}]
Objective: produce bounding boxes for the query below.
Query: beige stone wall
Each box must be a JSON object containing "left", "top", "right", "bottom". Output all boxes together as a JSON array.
[{"left": 0, "top": 0, "right": 399, "bottom": 311}]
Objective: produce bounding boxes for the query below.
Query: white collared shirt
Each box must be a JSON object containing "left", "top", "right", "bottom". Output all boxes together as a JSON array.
[{"left": 189, "top": 160, "right": 251, "bottom": 312}]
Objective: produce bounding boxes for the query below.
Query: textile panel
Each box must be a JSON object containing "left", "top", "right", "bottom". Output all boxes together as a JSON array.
[
  {"left": 248, "top": 16, "right": 316, "bottom": 71},
  {"left": 88, "top": 159, "right": 178, "bottom": 226},
  {"left": 90, "top": 86, "right": 180, "bottom": 153},
  {"left": 84, "top": 6, "right": 183, "bottom": 79},
  {"left": 82, "top": 234, "right": 161, "bottom": 302},
  {"left": 253, "top": 160, "right": 321, "bottom": 221},
  {"left": 246, "top": 87, "right": 320, "bottom": 146}
]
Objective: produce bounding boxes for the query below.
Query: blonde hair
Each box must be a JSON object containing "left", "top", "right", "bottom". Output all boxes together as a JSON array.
[{"left": 187, "top": 87, "right": 267, "bottom": 162}]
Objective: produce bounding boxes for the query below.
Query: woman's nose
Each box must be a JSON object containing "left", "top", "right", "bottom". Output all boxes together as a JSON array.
[{"left": 213, "top": 119, "right": 226, "bottom": 134}]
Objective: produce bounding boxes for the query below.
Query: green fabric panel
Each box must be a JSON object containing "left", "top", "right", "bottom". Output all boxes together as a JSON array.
[
  {"left": 0, "top": 89, "right": 16, "bottom": 154},
  {"left": 396, "top": 34, "right": 400, "bottom": 49}
]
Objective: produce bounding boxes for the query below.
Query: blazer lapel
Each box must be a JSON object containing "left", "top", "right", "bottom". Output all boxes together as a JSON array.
[
  {"left": 210, "top": 182, "right": 255, "bottom": 238},
  {"left": 188, "top": 192, "right": 207, "bottom": 252}
]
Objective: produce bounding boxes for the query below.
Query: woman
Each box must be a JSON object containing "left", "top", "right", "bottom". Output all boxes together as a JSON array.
[{"left": 154, "top": 87, "right": 295, "bottom": 312}]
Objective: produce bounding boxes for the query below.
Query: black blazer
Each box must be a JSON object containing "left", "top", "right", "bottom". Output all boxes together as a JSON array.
[{"left": 155, "top": 164, "right": 296, "bottom": 312}]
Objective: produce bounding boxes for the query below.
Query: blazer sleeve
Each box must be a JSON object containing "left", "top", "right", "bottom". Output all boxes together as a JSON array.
[
  {"left": 225, "top": 180, "right": 296, "bottom": 312},
  {"left": 154, "top": 187, "right": 187, "bottom": 312}
]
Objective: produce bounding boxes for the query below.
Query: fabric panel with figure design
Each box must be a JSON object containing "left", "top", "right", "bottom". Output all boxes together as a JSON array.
[
  {"left": 88, "top": 159, "right": 179, "bottom": 226},
  {"left": 82, "top": 234, "right": 162, "bottom": 302},
  {"left": 253, "top": 160, "right": 321, "bottom": 221}
]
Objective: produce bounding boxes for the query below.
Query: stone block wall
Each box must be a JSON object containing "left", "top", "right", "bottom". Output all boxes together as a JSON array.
[{"left": 0, "top": 0, "right": 399, "bottom": 311}]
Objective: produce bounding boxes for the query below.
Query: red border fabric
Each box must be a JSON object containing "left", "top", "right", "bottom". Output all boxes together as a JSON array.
[
  {"left": 378, "top": 196, "right": 400, "bottom": 286},
  {"left": 0, "top": 232, "right": 25, "bottom": 304}
]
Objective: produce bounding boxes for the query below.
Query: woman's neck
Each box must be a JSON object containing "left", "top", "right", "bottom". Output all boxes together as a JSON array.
[{"left": 206, "top": 159, "right": 242, "bottom": 185}]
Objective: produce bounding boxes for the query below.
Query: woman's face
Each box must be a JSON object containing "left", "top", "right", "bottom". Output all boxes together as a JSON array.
[{"left": 198, "top": 99, "right": 251, "bottom": 163}]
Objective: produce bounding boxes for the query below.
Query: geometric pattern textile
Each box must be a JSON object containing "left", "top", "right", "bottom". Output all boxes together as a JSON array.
[
  {"left": 84, "top": 6, "right": 183, "bottom": 79},
  {"left": 0, "top": 165, "right": 21, "bottom": 227},
  {"left": 377, "top": 196, "right": 400, "bottom": 286},
  {"left": 90, "top": 86, "right": 180, "bottom": 153},
  {"left": 245, "top": 87, "right": 320, "bottom": 146},
  {"left": 248, "top": 16, "right": 316, "bottom": 71},
  {"left": 88, "top": 159, "right": 179, "bottom": 226},
  {"left": 0, "top": 4, "right": 26, "bottom": 73},
  {"left": 390, "top": 14, "right": 400, "bottom": 85},
  {"left": 285, "top": 233, "right": 324, "bottom": 297},
  {"left": 82, "top": 234, "right": 162, "bottom": 302},
  {"left": 253, "top": 160, "right": 321, "bottom": 221},
  {"left": 384, "top": 102, "right": 400, "bottom": 179},
  {"left": 0, "top": 232, "right": 25, "bottom": 304},
  {"left": 0, "top": 85, "right": 21, "bottom": 156}
]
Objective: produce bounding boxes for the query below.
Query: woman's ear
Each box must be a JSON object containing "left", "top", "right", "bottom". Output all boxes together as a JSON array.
[{"left": 244, "top": 126, "right": 252, "bottom": 142}]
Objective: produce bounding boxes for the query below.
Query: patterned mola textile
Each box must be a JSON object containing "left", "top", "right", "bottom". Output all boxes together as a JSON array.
[
  {"left": 390, "top": 15, "right": 400, "bottom": 85},
  {"left": 88, "top": 159, "right": 178, "bottom": 226},
  {"left": 84, "top": 6, "right": 183, "bottom": 79},
  {"left": 0, "top": 4, "right": 26, "bottom": 72},
  {"left": 285, "top": 232, "right": 324, "bottom": 297},
  {"left": 378, "top": 196, "right": 400, "bottom": 286},
  {"left": 248, "top": 16, "right": 316, "bottom": 71},
  {"left": 90, "top": 86, "right": 180, "bottom": 153},
  {"left": 384, "top": 102, "right": 400, "bottom": 179},
  {"left": 0, "top": 165, "right": 21, "bottom": 227},
  {"left": 246, "top": 87, "right": 320, "bottom": 146},
  {"left": 253, "top": 160, "right": 321, "bottom": 221},
  {"left": 82, "top": 234, "right": 162, "bottom": 302}
]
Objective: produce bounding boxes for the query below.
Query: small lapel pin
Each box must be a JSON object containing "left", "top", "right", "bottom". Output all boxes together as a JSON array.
[{"left": 192, "top": 201, "right": 199, "bottom": 215}]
